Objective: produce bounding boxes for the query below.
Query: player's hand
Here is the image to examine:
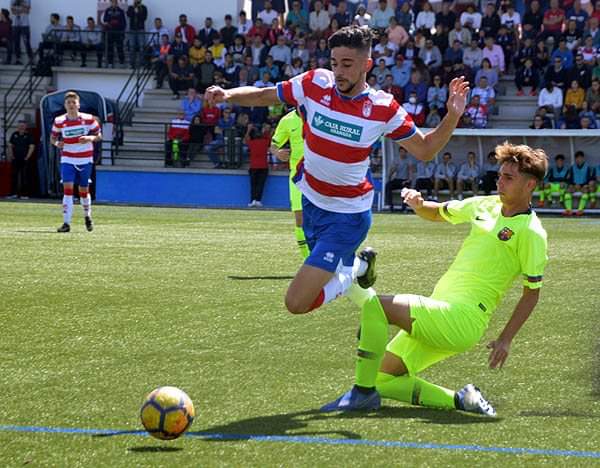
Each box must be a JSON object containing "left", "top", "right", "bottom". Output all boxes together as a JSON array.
[
  {"left": 401, "top": 188, "right": 424, "bottom": 211},
  {"left": 55, "top": 141, "right": 65, "bottom": 149},
  {"left": 487, "top": 339, "right": 511, "bottom": 369},
  {"left": 446, "top": 76, "right": 470, "bottom": 120},
  {"left": 78, "top": 136, "right": 95, "bottom": 144},
  {"left": 274, "top": 148, "right": 290, "bottom": 161},
  {"left": 205, "top": 85, "right": 229, "bottom": 107}
]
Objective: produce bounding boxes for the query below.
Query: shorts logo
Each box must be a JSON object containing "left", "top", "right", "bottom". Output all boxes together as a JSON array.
[
  {"left": 312, "top": 111, "right": 363, "bottom": 142},
  {"left": 497, "top": 227, "right": 514, "bottom": 241},
  {"left": 323, "top": 252, "right": 335, "bottom": 263},
  {"left": 362, "top": 100, "right": 372, "bottom": 118}
]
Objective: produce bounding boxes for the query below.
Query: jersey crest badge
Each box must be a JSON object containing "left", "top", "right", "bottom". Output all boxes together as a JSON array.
[
  {"left": 497, "top": 227, "right": 514, "bottom": 241},
  {"left": 362, "top": 100, "right": 372, "bottom": 118}
]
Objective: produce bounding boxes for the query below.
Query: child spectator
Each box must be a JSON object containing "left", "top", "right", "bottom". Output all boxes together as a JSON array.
[{"left": 515, "top": 57, "right": 539, "bottom": 96}]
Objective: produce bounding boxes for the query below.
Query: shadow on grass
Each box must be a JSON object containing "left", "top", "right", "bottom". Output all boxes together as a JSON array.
[
  {"left": 518, "top": 410, "right": 600, "bottom": 418},
  {"left": 228, "top": 275, "right": 295, "bottom": 281},
  {"left": 194, "top": 406, "right": 499, "bottom": 443},
  {"left": 15, "top": 230, "right": 60, "bottom": 234},
  {"left": 128, "top": 446, "right": 183, "bottom": 453}
]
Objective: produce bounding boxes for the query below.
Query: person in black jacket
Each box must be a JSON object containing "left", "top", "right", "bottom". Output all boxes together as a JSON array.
[
  {"left": 126, "top": 0, "right": 147, "bottom": 67},
  {"left": 515, "top": 58, "right": 540, "bottom": 96},
  {"left": 103, "top": 0, "right": 126, "bottom": 67}
]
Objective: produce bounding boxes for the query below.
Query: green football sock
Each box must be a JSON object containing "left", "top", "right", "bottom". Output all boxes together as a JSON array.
[
  {"left": 564, "top": 193, "right": 573, "bottom": 210},
  {"left": 578, "top": 193, "right": 589, "bottom": 211},
  {"left": 355, "top": 296, "right": 388, "bottom": 389},
  {"left": 540, "top": 186, "right": 549, "bottom": 202},
  {"left": 376, "top": 372, "right": 456, "bottom": 410},
  {"left": 345, "top": 284, "right": 375, "bottom": 308},
  {"left": 294, "top": 226, "right": 310, "bottom": 259}
]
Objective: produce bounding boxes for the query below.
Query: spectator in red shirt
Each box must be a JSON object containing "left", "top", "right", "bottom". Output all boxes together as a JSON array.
[
  {"left": 175, "top": 14, "right": 196, "bottom": 45},
  {"left": 542, "top": 0, "right": 565, "bottom": 42},
  {"left": 199, "top": 97, "right": 220, "bottom": 142},
  {"left": 245, "top": 123, "right": 272, "bottom": 207},
  {"left": 166, "top": 110, "right": 190, "bottom": 166},
  {"left": 248, "top": 18, "right": 268, "bottom": 42}
]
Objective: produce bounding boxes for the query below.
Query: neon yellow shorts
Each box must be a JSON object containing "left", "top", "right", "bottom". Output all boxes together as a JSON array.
[
  {"left": 289, "top": 177, "right": 303, "bottom": 211},
  {"left": 386, "top": 295, "right": 488, "bottom": 376}
]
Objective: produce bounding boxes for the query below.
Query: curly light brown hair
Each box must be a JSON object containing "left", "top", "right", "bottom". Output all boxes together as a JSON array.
[{"left": 495, "top": 142, "right": 548, "bottom": 182}]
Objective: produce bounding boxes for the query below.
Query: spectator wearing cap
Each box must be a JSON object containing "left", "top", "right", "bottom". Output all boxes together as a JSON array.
[
  {"left": 370, "top": 0, "right": 395, "bottom": 30},
  {"left": 309, "top": 0, "right": 330, "bottom": 38},
  {"left": 444, "top": 39, "right": 464, "bottom": 65},
  {"left": 482, "top": 35, "right": 505, "bottom": 74},
  {"left": 220, "top": 14, "right": 238, "bottom": 48},
  {"left": 571, "top": 53, "right": 592, "bottom": 88},
  {"left": 515, "top": 57, "right": 539, "bottom": 96},
  {"left": 419, "top": 37, "right": 443, "bottom": 70},
  {"left": 175, "top": 14, "right": 196, "bottom": 45},
  {"left": 198, "top": 17, "right": 219, "bottom": 48},
  {"left": 545, "top": 56, "right": 569, "bottom": 90},
  {"left": 387, "top": 16, "right": 409, "bottom": 48},
  {"left": 391, "top": 54, "right": 411, "bottom": 87},
  {"left": 354, "top": 4, "right": 371, "bottom": 27},
  {"left": 448, "top": 20, "right": 472, "bottom": 49},
  {"left": 460, "top": 4, "right": 482, "bottom": 31},
  {"left": 463, "top": 38, "right": 483, "bottom": 71},
  {"left": 436, "top": 2, "right": 456, "bottom": 31}
]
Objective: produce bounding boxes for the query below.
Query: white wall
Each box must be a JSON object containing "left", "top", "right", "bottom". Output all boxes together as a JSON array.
[{"left": 0, "top": 0, "right": 238, "bottom": 47}]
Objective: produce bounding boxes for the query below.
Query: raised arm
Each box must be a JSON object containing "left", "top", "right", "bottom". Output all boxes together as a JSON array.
[
  {"left": 487, "top": 287, "right": 540, "bottom": 369},
  {"left": 204, "top": 85, "right": 280, "bottom": 108},
  {"left": 399, "top": 77, "right": 469, "bottom": 161}
]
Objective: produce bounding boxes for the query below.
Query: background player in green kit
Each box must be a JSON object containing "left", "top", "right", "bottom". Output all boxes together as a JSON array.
[
  {"left": 563, "top": 150, "right": 596, "bottom": 216},
  {"left": 321, "top": 142, "right": 549, "bottom": 416},
  {"left": 270, "top": 109, "right": 310, "bottom": 259},
  {"left": 538, "top": 153, "right": 568, "bottom": 208}
]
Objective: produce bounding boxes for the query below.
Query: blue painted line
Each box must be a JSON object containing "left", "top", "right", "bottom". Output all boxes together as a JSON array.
[{"left": 1, "top": 425, "right": 599, "bottom": 459}]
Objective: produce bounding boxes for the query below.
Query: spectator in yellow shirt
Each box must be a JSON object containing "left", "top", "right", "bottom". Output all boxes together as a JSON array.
[
  {"left": 564, "top": 79, "right": 586, "bottom": 111},
  {"left": 189, "top": 38, "right": 206, "bottom": 67}
]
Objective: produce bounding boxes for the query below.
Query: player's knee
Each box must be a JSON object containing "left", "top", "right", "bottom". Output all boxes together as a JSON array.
[{"left": 284, "top": 293, "right": 310, "bottom": 314}]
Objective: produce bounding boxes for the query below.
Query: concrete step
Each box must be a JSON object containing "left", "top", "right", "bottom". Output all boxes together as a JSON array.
[{"left": 496, "top": 104, "right": 537, "bottom": 119}]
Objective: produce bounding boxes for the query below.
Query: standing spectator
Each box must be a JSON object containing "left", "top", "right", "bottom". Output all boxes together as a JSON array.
[
  {"left": 391, "top": 54, "right": 410, "bottom": 87},
  {"left": 198, "top": 17, "right": 219, "bottom": 48},
  {"left": 427, "top": 74, "right": 448, "bottom": 112},
  {"left": 414, "top": 159, "right": 436, "bottom": 199},
  {"left": 481, "top": 151, "right": 499, "bottom": 195},
  {"left": 542, "top": 0, "right": 565, "bottom": 43},
  {"left": 482, "top": 35, "right": 505, "bottom": 74},
  {"left": 60, "top": 16, "right": 81, "bottom": 64},
  {"left": 7, "top": 120, "right": 35, "bottom": 199},
  {"left": 196, "top": 50, "right": 216, "bottom": 92},
  {"left": 463, "top": 94, "right": 489, "bottom": 128},
  {"left": 309, "top": 0, "right": 331, "bottom": 38},
  {"left": 0, "top": 9, "right": 12, "bottom": 65},
  {"left": 515, "top": 57, "right": 539, "bottom": 96},
  {"left": 38, "top": 13, "right": 62, "bottom": 62},
  {"left": 169, "top": 55, "right": 194, "bottom": 99},
  {"left": 103, "top": 0, "right": 126, "bottom": 68},
  {"left": 238, "top": 10, "right": 253, "bottom": 36},
  {"left": 126, "top": 0, "right": 147, "bottom": 68},
  {"left": 165, "top": 111, "right": 190, "bottom": 166},
  {"left": 433, "top": 151, "right": 457, "bottom": 200},
  {"left": 286, "top": 1, "right": 309, "bottom": 32},
  {"left": 463, "top": 38, "right": 483, "bottom": 71},
  {"left": 181, "top": 87, "right": 202, "bottom": 122},
  {"left": 385, "top": 146, "right": 414, "bottom": 212},
  {"left": 81, "top": 17, "right": 103, "bottom": 68},
  {"left": 10, "top": 0, "right": 32, "bottom": 64},
  {"left": 175, "top": 14, "right": 197, "bottom": 45},
  {"left": 245, "top": 123, "right": 272, "bottom": 207},
  {"left": 456, "top": 151, "right": 481, "bottom": 200}
]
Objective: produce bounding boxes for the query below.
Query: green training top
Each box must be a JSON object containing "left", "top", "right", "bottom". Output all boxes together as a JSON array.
[
  {"left": 435, "top": 196, "right": 548, "bottom": 316},
  {"left": 271, "top": 110, "right": 304, "bottom": 176}
]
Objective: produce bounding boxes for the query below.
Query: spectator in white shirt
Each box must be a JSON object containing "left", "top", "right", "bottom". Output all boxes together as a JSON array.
[
  {"left": 258, "top": 0, "right": 279, "bottom": 26},
  {"left": 370, "top": 0, "right": 395, "bottom": 30},
  {"left": 237, "top": 10, "right": 252, "bottom": 36},
  {"left": 309, "top": 0, "right": 330, "bottom": 37},
  {"left": 415, "top": 2, "right": 436, "bottom": 33},
  {"left": 537, "top": 82, "right": 564, "bottom": 124},
  {"left": 354, "top": 4, "right": 371, "bottom": 26},
  {"left": 456, "top": 151, "right": 481, "bottom": 200},
  {"left": 460, "top": 4, "right": 482, "bottom": 31}
]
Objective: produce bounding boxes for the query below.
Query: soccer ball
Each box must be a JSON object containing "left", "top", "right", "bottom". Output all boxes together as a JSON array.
[{"left": 140, "top": 386, "right": 195, "bottom": 440}]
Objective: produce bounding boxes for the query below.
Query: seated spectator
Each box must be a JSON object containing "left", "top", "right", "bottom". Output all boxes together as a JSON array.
[
  {"left": 314, "top": 38, "right": 330, "bottom": 67},
  {"left": 538, "top": 153, "right": 569, "bottom": 208},
  {"left": 535, "top": 38, "right": 549, "bottom": 69},
  {"left": 515, "top": 58, "right": 540, "bottom": 96},
  {"left": 0, "top": 9, "right": 11, "bottom": 65},
  {"left": 189, "top": 38, "right": 206, "bottom": 68},
  {"left": 584, "top": 16, "right": 600, "bottom": 49},
  {"left": 500, "top": 3, "right": 521, "bottom": 33},
  {"left": 444, "top": 39, "right": 464, "bottom": 65},
  {"left": 60, "top": 15, "right": 81, "bottom": 62},
  {"left": 482, "top": 35, "right": 505, "bottom": 74},
  {"left": 209, "top": 35, "right": 226, "bottom": 67},
  {"left": 229, "top": 34, "right": 248, "bottom": 65},
  {"left": 419, "top": 37, "right": 443, "bottom": 70},
  {"left": 269, "top": 34, "right": 292, "bottom": 69},
  {"left": 259, "top": 54, "right": 280, "bottom": 82},
  {"left": 425, "top": 106, "right": 441, "bottom": 127},
  {"left": 564, "top": 79, "right": 586, "bottom": 110},
  {"left": 579, "top": 36, "right": 598, "bottom": 67},
  {"left": 237, "top": 10, "right": 252, "bottom": 36},
  {"left": 385, "top": 146, "right": 414, "bottom": 212},
  {"left": 370, "top": 0, "right": 395, "bottom": 31},
  {"left": 213, "top": 69, "right": 231, "bottom": 89},
  {"left": 433, "top": 151, "right": 457, "bottom": 200},
  {"left": 522, "top": 1, "right": 542, "bottom": 40},
  {"left": 558, "top": 104, "right": 581, "bottom": 129},
  {"left": 415, "top": 2, "right": 436, "bottom": 34},
  {"left": 372, "top": 58, "right": 392, "bottom": 88},
  {"left": 380, "top": 74, "right": 403, "bottom": 103},
  {"left": 286, "top": 0, "right": 309, "bottom": 32},
  {"left": 471, "top": 76, "right": 496, "bottom": 114},
  {"left": 567, "top": 1, "right": 588, "bottom": 33},
  {"left": 195, "top": 50, "right": 216, "bottom": 92},
  {"left": 456, "top": 151, "right": 481, "bottom": 200},
  {"left": 403, "top": 70, "right": 428, "bottom": 105},
  {"left": 248, "top": 34, "right": 268, "bottom": 67},
  {"left": 174, "top": 14, "right": 196, "bottom": 46},
  {"left": 245, "top": 123, "right": 272, "bottom": 207},
  {"left": 580, "top": 114, "right": 597, "bottom": 128},
  {"left": 198, "top": 17, "right": 219, "bottom": 48},
  {"left": 169, "top": 55, "right": 194, "bottom": 99},
  {"left": 187, "top": 115, "right": 206, "bottom": 163},
  {"left": 398, "top": 38, "right": 418, "bottom": 66},
  {"left": 538, "top": 82, "right": 564, "bottom": 124},
  {"left": 395, "top": 2, "right": 414, "bottom": 34},
  {"left": 463, "top": 38, "right": 483, "bottom": 72},
  {"left": 80, "top": 17, "right": 103, "bottom": 68},
  {"left": 391, "top": 54, "right": 410, "bottom": 87},
  {"left": 258, "top": 1, "right": 279, "bottom": 27},
  {"left": 240, "top": 54, "right": 259, "bottom": 83},
  {"left": 332, "top": 1, "right": 351, "bottom": 28},
  {"left": 248, "top": 18, "right": 268, "bottom": 42},
  {"left": 222, "top": 53, "right": 239, "bottom": 84},
  {"left": 432, "top": 23, "right": 449, "bottom": 56},
  {"left": 513, "top": 37, "right": 536, "bottom": 72},
  {"left": 427, "top": 75, "right": 447, "bottom": 113},
  {"left": 220, "top": 14, "right": 237, "bottom": 49},
  {"left": 166, "top": 111, "right": 190, "bottom": 166},
  {"left": 571, "top": 53, "right": 592, "bottom": 89},
  {"left": 564, "top": 150, "right": 595, "bottom": 215},
  {"left": 284, "top": 56, "right": 304, "bottom": 79},
  {"left": 414, "top": 159, "right": 436, "bottom": 198},
  {"left": 460, "top": 3, "right": 482, "bottom": 31},
  {"left": 373, "top": 34, "right": 398, "bottom": 66},
  {"left": 586, "top": 78, "right": 600, "bottom": 112},
  {"left": 463, "top": 94, "right": 489, "bottom": 128},
  {"left": 551, "top": 38, "right": 574, "bottom": 70},
  {"left": 38, "top": 13, "right": 63, "bottom": 62},
  {"left": 205, "top": 106, "right": 236, "bottom": 168},
  {"left": 403, "top": 91, "right": 426, "bottom": 126},
  {"left": 266, "top": 18, "right": 284, "bottom": 47},
  {"left": 291, "top": 37, "right": 309, "bottom": 67},
  {"left": 148, "top": 17, "right": 170, "bottom": 48},
  {"left": 563, "top": 19, "right": 582, "bottom": 52},
  {"left": 436, "top": 2, "right": 456, "bottom": 32},
  {"left": 541, "top": 0, "right": 565, "bottom": 44},
  {"left": 530, "top": 113, "right": 552, "bottom": 129},
  {"left": 475, "top": 57, "right": 499, "bottom": 89},
  {"left": 386, "top": 17, "right": 409, "bottom": 48},
  {"left": 151, "top": 33, "right": 171, "bottom": 88},
  {"left": 448, "top": 20, "right": 471, "bottom": 49},
  {"left": 182, "top": 87, "right": 202, "bottom": 122},
  {"left": 309, "top": 0, "right": 330, "bottom": 38},
  {"left": 496, "top": 25, "right": 515, "bottom": 71},
  {"left": 200, "top": 97, "right": 220, "bottom": 141},
  {"left": 171, "top": 33, "right": 189, "bottom": 62},
  {"left": 545, "top": 56, "right": 569, "bottom": 91},
  {"left": 481, "top": 151, "right": 499, "bottom": 195},
  {"left": 267, "top": 100, "right": 286, "bottom": 124}
]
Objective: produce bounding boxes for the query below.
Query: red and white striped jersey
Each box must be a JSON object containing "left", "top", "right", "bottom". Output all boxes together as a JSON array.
[
  {"left": 277, "top": 68, "right": 416, "bottom": 213},
  {"left": 51, "top": 112, "right": 101, "bottom": 165}
]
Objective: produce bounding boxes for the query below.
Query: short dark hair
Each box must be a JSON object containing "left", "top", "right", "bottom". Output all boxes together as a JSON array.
[
  {"left": 328, "top": 25, "right": 375, "bottom": 54},
  {"left": 555, "top": 154, "right": 565, "bottom": 161},
  {"left": 51, "top": 13, "right": 60, "bottom": 21},
  {"left": 575, "top": 150, "right": 585, "bottom": 158},
  {"left": 225, "top": 14, "right": 232, "bottom": 20}
]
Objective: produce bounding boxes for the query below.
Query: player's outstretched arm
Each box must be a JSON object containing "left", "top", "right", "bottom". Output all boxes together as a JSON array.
[
  {"left": 487, "top": 287, "right": 540, "bottom": 369},
  {"left": 204, "top": 85, "right": 280, "bottom": 108},
  {"left": 399, "top": 77, "right": 469, "bottom": 161},
  {"left": 401, "top": 188, "right": 444, "bottom": 222}
]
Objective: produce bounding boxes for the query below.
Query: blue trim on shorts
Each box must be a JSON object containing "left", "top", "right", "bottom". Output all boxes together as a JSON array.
[{"left": 61, "top": 162, "right": 93, "bottom": 187}]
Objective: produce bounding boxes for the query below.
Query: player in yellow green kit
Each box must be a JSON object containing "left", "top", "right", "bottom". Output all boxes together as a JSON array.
[
  {"left": 322, "top": 142, "right": 549, "bottom": 416},
  {"left": 270, "top": 109, "right": 310, "bottom": 259}
]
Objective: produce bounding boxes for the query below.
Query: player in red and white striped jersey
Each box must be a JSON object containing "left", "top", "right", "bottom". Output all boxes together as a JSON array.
[
  {"left": 51, "top": 91, "right": 102, "bottom": 233},
  {"left": 205, "top": 25, "right": 469, "bottom": 317}
]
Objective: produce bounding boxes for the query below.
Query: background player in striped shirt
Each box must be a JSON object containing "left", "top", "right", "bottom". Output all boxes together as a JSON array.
[
  {"left": 270, "top": 108, "right": 310, "bottom": 259},
  {"left": 321, "top": 142, "right": 548, "bottom": 414},
  {"left": 51, "top": 91, "right": 102, "bottom": 233},
  {"left": 205, "top": 25, "right": 469, "bottom": 318}
]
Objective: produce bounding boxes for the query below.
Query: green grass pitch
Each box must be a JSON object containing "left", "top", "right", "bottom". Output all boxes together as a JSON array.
[{"left": 0, "top": 201, "right": 599, "bottom": 467}]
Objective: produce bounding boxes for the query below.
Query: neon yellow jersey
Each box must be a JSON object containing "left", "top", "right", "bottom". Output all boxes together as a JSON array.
[
  {"left": 271, "top": 110, "right": 304, "bottom": 177},
  {"left": 435, "top": 196, "right": 548, "bottom": 316}
]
